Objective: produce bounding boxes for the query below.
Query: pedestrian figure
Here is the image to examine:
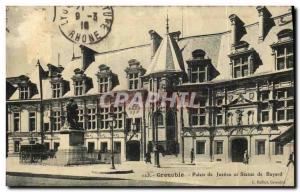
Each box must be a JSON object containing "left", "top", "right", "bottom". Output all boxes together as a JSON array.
[
  {"left": 190, "top": 148, "right": 195, "bottom": 164},
  {"left": 145, "top": 152, "right": 152, "bottom": 164},
  {"left": 286, "top": 152, "right": 294, "bottom": 167},
  {"left": 243, "top": 150, "right": 249, "bottom": 164}
]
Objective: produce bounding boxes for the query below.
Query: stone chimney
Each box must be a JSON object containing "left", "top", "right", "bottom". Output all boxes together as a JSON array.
[
  {"left": 148, "top": 30, "right": 162, "bottom": 59},
  {"left": 80, "top": 45, "right": 96, "bottom": 70},
  {"left": 229, "top": 14, "right": 244, "bottom": 48},
  {"left": 256, "top": 6, "right": 272, "bottom": 41}
]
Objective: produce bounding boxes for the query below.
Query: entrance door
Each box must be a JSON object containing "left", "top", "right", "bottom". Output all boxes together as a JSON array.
[
  {"left": 126, "top": 141, "right": 140, "bottom": 161},
  {"left": 231, "top": 138, "right": 247, "bottom": 162}
]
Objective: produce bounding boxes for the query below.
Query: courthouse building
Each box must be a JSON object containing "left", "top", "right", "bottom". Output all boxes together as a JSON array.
[{"left": 6, "top": 6, "right": 294, "bottom": 164}]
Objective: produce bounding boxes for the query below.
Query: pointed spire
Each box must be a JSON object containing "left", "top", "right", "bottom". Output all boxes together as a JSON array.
[{"left": 166, "top": 14, "right": 169, "bottom": 34}]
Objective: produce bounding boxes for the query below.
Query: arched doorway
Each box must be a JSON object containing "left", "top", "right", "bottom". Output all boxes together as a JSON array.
[
  {"left": 231, "top": 138, "right": 247, "bottom": 162},
  {"left": 126, "top": 141, "right": 140, "bottom": 161}
]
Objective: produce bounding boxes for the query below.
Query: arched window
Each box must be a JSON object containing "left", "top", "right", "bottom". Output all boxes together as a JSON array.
[
  {"left": 166, "top": 111, "right": 175, "bottom": 126},
  {"left": 156, "top": 113, "right": 164, "bottom": 126}
]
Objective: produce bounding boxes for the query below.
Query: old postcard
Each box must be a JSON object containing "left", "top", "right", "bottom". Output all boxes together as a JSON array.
[{"left": 6, "top": 6, "right": 295, "bottom": 187}]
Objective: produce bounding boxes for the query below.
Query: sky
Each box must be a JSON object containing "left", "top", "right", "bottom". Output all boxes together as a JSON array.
[{"left": 6, "top": 6, "right": 290, "bottom": 77}]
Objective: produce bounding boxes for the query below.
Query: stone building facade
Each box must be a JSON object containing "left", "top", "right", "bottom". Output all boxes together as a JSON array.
[{"left": 6, "top": 6, "right": 294, "bottom": 164}]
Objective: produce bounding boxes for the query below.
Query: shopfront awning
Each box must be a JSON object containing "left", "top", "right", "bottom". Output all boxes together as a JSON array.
[{"left": 270, "top": 125, "right": 294, "bottom": 145}]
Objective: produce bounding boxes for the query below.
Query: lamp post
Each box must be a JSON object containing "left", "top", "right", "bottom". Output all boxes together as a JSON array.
[
  {"left": 108, "top": 109, "right": 116, "bottom": 170},
  {"left": 153, "top": 109, "right": 161, "bottom": 168}
]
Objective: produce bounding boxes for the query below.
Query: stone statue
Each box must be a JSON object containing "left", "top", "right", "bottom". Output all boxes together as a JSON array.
[
  {"left": 66, "top": 98, "right": 80, "bottom": 129},
  {"left": 236, "top": 109, "right": 243, "bottom": 126}
]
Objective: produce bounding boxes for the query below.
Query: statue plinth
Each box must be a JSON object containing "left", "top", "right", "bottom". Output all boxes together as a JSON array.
[
  {"left": 59, "top": 123, "right": 85, "bottom": 150},
  {"left": 54, "top": 123, "right": 90, "bottom": 165}
]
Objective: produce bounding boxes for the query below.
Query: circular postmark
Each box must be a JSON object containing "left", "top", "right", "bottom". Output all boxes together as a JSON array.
[{"left": 56, "top": 6, "right": 113, "bottom": 45}]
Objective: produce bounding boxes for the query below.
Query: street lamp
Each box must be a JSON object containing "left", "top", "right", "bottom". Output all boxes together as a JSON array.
[
  {"left": 153, "top": 109, "right": 161, "bottom": 168},
  {"left": 108, "top": 110, "right": 117, "bottom": 170}
]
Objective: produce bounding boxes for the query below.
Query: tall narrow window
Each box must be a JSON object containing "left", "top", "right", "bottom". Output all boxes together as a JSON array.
[
  {"left": 114, "top": 142, "right": 121, "bottom": 153},
  {"left": 156, "top": 113, "right": 164, "bottom": 126},
  {"left": 75, "top": 80, "right": 83, "bottom": 96},
  {"left": 129, "top": 73, "right": 139, "bottom": 90},
  {"left": 87, "top": 108, "right": 97, "bottom": 130},
  {"left": 196, "top": 141, "right": 205, "bottom": 154},
  {"left": 14, "top": 141, "right": 20, "bottom": 152},
  {"left": 215, "top": 97, "right": 223, "bottom": 125},
  {"left": 52, "top": 83, "right": 61, "bottom": 98},
  {"left": 20, "top": 85, "right": 29, "bottom": 99},
  {"left": 115, "top": 106, "right": 123, "bottom": 129},
  {"left": 275, "top": 45, "right": 293, "bottom": 70},
  {"left": 100, "top": 107, "right": 109, "bottom": 129},
  {"left": 78, "top": 109, "right": 84, "bottom": 129},
  {"left": 99, "top": 77, "right": 109, "bottom": 93},
  {"left": 191, "top": 98, "right": 206, "bottom": 126},
  {"left": 135, "top": 118, "right": 141, "bottom": 132},
  {"left": 29, "top": 112, "right": 36, "bottom": 132},
  {"left": 13, "top": 112, "right": 20, "bottom": 132},
  {"left": 256, "top": 140, "right": 265, "bottom": 155},
  {"left": 53, "top": 111, "right": 61, "bottom": 131},
  {"left": 261, "top": 91, "right": 269, "bottom": 122},
  {"left": 100, "top": 142, "right": 108, "bottom": 152},
  {"left": 276, "top": 88, "right": 294, "bottom": 121},
  {"left": 275, "top": 142, "right": 284, "bottom": 155},
  {"left": 215, "top": 141, "right": 223, "bottom": 154}
]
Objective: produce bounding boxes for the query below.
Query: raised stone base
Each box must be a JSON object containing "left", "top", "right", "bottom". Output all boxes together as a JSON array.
[
  {"left": 53, "top": 146, "right": 89, "bottom": 166},
  {"left": 43, "top": 127, "right": 100, "bottom": 166}
]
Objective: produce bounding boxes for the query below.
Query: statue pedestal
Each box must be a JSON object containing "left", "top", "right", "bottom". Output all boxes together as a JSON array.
[
  {"left": 52, "top": 125, "right": 91, "bottom": 166},
  {"left": 59, "top": 129, "right": 85, "bottom": 150}
]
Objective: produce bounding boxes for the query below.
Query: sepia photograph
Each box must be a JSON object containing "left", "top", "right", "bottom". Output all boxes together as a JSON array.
[{"left": 5, "top": 5, "right": 295, "bottom": 187}]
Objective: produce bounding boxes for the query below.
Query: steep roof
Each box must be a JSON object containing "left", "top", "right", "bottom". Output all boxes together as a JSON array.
[
  {"left": 146, "top": 33, "right": 185, "bottom": 75},
  {"left": 7, "top": 9, "right": 294, "bottom": 101}
]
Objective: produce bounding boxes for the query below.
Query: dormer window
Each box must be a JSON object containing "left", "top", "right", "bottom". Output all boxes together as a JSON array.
[
  {"left": 125, "top": 59, "right": 146, "bottom": 90},
  {"left": 229, "top": 41, "right": 259, "bottom": 78},
  {"left": 99, "top": 77, "right": 109, "bottom": 93},
  {"left": 129, "top": 73, "right": 139, "bottom": 89},
  {"left": 20, "top": 85, "right": 30, "bottom": 100},
  {"left": 233, "top": 55, "right": 249, "bottom": 78},
  {"left": 72, "top": 68, "right": 92, "bottom": 96},
  {"left": 75, "top": 80, "right": 83, "bottom": 95},
  {"left": 52, "top": 83, "right": 61, "bottom": 98},
  {"left": 191, "top": 66, "right": 205, "bottom": 83},
  {"left": 187, "top": 49, "right": 219, "bottom": 83},
  {"left": 50, "top": 74, "right": 69, "bottom": 98},
  {"left": 271, "top": 29, "right": 294, "bottom": 71},
  {"left": 96, "top": 64, "right": 119, "bottom": 93},
  {"left": 15, "top": 75, "right": 33, "bottom": 100}
]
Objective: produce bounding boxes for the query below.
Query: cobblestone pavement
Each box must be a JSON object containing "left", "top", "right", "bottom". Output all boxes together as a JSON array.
[{"left": 6, "top": 156, "right": 295, "bottom": 187}]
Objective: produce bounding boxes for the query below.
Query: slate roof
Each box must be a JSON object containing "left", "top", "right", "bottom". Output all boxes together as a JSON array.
[
  {"left": 7, "top": 9, "right": 294, "bottom": 101},
  {"left": 146, "top": 32, "right": 185, "bottom": 75}
]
